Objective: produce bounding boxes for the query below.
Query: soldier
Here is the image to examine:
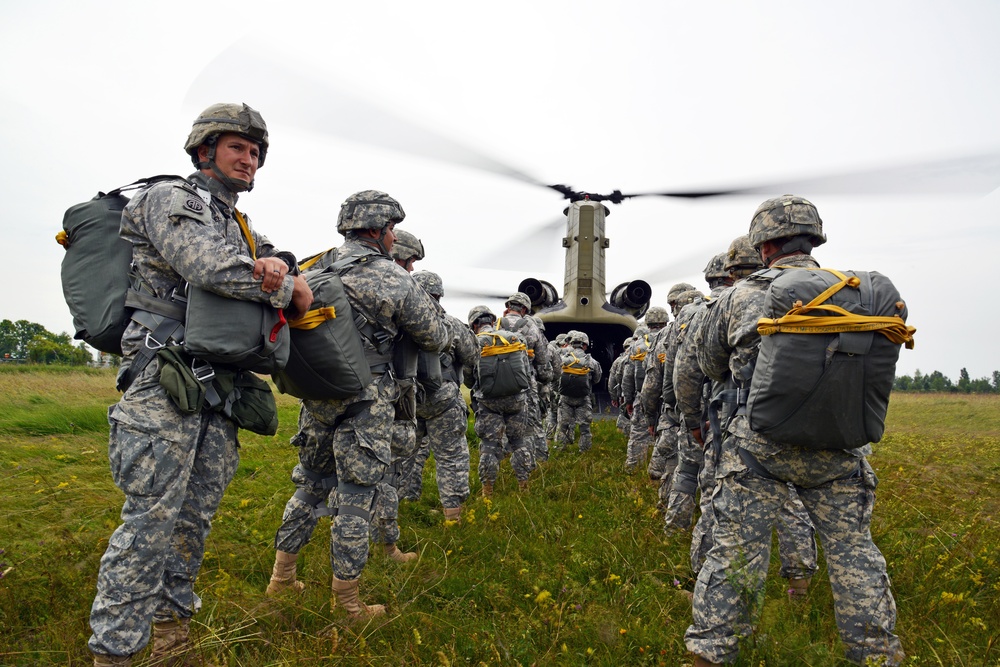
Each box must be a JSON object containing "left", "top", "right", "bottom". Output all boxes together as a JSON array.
[
  {"left": 620, "top": 324, "right": 654, "bottom": 472},
  {"left": 468, "top": 305, "right": 535, "bottom": 495},
  {"left": 88, "top": 103, "right": 313, "bottom": 666},
  {"left": 554, "top": 330, "right": 603, "bottom": 452},
  {"left": 398, "top": 270, "right": 479, "bottom": 523},
  {"left": 366, "top": 228, "right": 430, "bottom": 563},
  {"left": 609, "top": 338, "right": 633, "bottom": 434},
  {"left": 685, "top": 196, "right": 903, "bottom": 666},
  {"left": 498, "top": 293, "right": 553, "bottom": 464},
  {"left": 267, "top": 190, "right": 448, "bottom": 619},
  {"left": 543, "top": 332, "right": 567, "bottom": 438}
]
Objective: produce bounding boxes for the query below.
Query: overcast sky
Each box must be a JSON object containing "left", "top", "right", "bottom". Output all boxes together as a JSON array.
[{"left": 2, "top": 0, "right": 998, "bottom": 378}]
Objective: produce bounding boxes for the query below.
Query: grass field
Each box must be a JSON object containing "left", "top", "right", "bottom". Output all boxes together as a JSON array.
[{"left": 1, "top": 366, "right": 998, "bottom": 666}]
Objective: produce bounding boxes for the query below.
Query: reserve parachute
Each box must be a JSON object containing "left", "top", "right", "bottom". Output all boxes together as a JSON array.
[
  {"left": 746, "top": 266, "right": 915, "bottom": 449},
  {"left": 476, "top": 331, "right": 531, "bottom": 398}
]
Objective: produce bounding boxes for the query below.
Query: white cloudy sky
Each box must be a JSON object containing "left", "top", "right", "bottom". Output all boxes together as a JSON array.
[{"left": 2, "top": 0, "right": 998, "bottom": 378}]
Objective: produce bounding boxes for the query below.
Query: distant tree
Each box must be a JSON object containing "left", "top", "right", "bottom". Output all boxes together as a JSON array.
[
  {"left": 993, "top": 370, "right": 1000, "bottom": 392},
  {"left": 926, "top": 370, "right": 954, "bottom": 393},
  {"left": 893, "top": 374, "right": 913, "bottom": 391},
  {"left": 26, "top": 330, "right": 92, "bottom": 365},
  {"left": 958, "top": 368, "right": 972, "bottom": 393},
  {"left": 0, "top": 319, "right": 46, "bottom": 360}
]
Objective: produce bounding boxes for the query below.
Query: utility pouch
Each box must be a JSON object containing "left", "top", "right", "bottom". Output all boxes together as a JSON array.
[
  {"left": 157, "top": 345, "right": 207, "bottom": 414},
  {"left": 394, "top": 377, "right": 418, "bottom": 422},
  {"left": 209, "top": 369, "right": 278, "bottom": 436}
]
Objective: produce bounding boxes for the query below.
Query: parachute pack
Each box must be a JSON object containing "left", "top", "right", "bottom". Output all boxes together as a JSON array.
[
  {"left": 272, "top": 254, "right": 390, "bottom": 400},
  {"left": 476, "top": 331, "right": 531, "bottom": 399},
  {"left": 57, "top": 176, "right": 181, "bottom": 355},
  {"left": 745, "top": 266, "right": 915, "bottom": 450},
  {"left": 629, "top": 333, "right": 651, "bottom": 389},
  {"left": 560, "top": 350, "right": 592, "bottom": 398}
]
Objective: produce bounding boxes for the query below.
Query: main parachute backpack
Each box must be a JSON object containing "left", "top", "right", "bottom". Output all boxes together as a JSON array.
[
  {"left": 630, "top": 333, "right": 651, "bottom": 389},
  {"left": 746, "top": 266, "right": 915, "bottom": 450},
  {"left": 560, "top": 350, "right": 592, "bottom": 398},
  {"left": 56, "top": 176, "right": 181, "bottom": 355},
  {"left": 476, "top": 331, "right": 531, "bottom": 398}
]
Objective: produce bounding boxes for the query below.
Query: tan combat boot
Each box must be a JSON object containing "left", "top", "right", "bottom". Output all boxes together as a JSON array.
[
  {"left": 150, "top": 618, "right": 215, "bottom": 666},
  {"left": 443, "top": 506, "right": 462, "bottom": 524},
  {"left": 481, "top": 481, "right": 494, "bottom": 498},
  {"left": 93, "top": 653, "right": 132, "bottom": 667},
  {"left": 692, "top": 655, "right": 722, "bottom": 667},
  {"left": 384, "top": 543, "right": 418, "bottom": 563},
  {"left": 265, "top": 550, "right": 306, "bottom": 596},
  {"left": 518, "top": 479, "right": 529, "bottom": 492},
  {"left": 787, "top": 576, "right": 811, "bottom": 600},
  {"left": 331, "top": 576, "right": 386, "bottom": 619}
]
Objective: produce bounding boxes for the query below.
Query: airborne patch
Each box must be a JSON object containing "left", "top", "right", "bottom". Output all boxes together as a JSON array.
[{"left": 184, "top": 198, "right": 204, "bottom": 213}]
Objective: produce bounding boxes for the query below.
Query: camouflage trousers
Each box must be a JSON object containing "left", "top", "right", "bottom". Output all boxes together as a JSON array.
[
  {"left": 399, "top": 392, "right": 471, "bottom": 509},
  {"left": 615, "top": 406, "right": 630, "bottom": 434},
  {"left": 273, "top": 375, "right": 394, "bottom": 581},
  {"left": 685, "top": 438, "right": 902, "bottom": 665},
  {"left": 688, "top": 435, "right": 818, "bottom": 579},
  {"left": 543, "top": 384, "right": 559, "bottom": 438},
  {"left": 90, "top": 373, "right": 239, "bottom": 657},
  {"left": 663, "top": 424, "right": 704, "bottom": 530},
  {"left": 556, "top": 395, "right": 594, "bottom": 452},
  {"left": 647, "top": 423, "right": 680, "bottom": 484},
  {"left": 476, "top": 393, "right": 533, "bottom": 484},
  {"left": 625, "top": 403, "right": 653, "bottom": 470},
  {"left": 371, "top": 419, "right": 417, "bottom": 546},
  {"left": 526, "top": 386, "right": 548, "bottom": 463}
]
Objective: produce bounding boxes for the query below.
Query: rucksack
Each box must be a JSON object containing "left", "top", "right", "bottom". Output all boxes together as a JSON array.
[
  {"left": 272, "top": 254, "right": 385, "bottom": 400},
  {"left": 57, "top": 176, "right": 181, "bottom": 354},
  {"left": 746, "top": 266, "right": 915, "bottom": 450},
  {"left": 630, "top": 334, "right": 650, "bottom": 389},
  {"left": 476, "top": 331, "right": 531, "bottom": 398},
  {"left": 560, "top": 350, "right": 592, "bottom": 398}
]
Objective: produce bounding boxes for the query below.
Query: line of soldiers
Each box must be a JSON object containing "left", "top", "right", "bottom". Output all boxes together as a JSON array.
[{"left": 608, "top": 204, "right": 903, "bottom": 666}]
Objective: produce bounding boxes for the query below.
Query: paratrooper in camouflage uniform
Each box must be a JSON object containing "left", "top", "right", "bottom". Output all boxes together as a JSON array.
[
  {"left": 685, "top": 196, "right": 903, "bottom": 667},
  {"left": 621, "top": 324, "right": 656, "bottom": 472},
  {"left": 554, "top": 330, "right": 603, "bottom": 452},
  {"left": 89, "top": 104, "right": 314, "bottom": 666},
  {"left": 543, "top": 332, "right": 567, "bottom": 438},
  {"left": 397, "top": 270, "right": 479, "bottom": 523},
  {"left": 267, "top": 191, "right": 447, "bottom": 620},
  {"left": 609, "top": 340, "right": 633, "bottom": 434}
]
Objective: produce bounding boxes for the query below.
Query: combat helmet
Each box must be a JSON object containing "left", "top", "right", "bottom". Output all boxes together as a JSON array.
[
  {"left": 667, "top": 282, "right": 696, "bottom": 315},
  {"left": 568, "top": 330, "right": 589, "bottom": 348},
  {"left": 185, "top": 102, "right": 269, "bottom": 192},
  {"left": 725, "top": 234, "right": 764, "bottom": 274},
  {"left": 337, "top": 190, "right": 406, "bottom": 234},
  {"left": 505, "top": 292, "right": 532, "bottom": 314},
  {"left": 413, "top": 270, "right": 444, "bottom": 298},
  {"left": 674, "top": 289, "right": 703, "bottom": 311},
  {"left": 468, "top": 305, "right": 496, "bottom": 328},
  {"left": 644, "top": 306, "right": 669, "bottom": 328},
  {"left": 391, "top": 229, "right": 425, "bottom": 267},
  {"left": 703, "top": 252, "right": 729, "bottom": 282},
  {"left": 530, "top": 315, "right": 545, "bottom": 333},
  {"left": 748, "top": 195, "right": 826, "bottom": 251},
  {"left": 555, "top": 333, "right": 568, "bottom": 345}
]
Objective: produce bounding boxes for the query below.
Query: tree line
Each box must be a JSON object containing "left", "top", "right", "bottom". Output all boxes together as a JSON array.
[
  {"left": 893, "top": 368, "right": 1000, "bottom": 394},
  {"left": 0, "top": 319, "right": 92, "bottom": 365}
]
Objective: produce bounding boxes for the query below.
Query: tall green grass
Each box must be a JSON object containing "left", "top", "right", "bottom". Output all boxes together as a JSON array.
[{"left": 0, "top": 372, "right": 997, "bottom": 665}]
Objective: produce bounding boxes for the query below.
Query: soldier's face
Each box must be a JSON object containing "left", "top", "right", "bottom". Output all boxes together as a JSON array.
[{"left": 202, "top": 133, "right": 259, "bottom": 184}]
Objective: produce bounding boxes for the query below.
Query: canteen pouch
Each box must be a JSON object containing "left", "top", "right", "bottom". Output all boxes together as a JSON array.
[
  {"left": 183, "top": 285, "right": 290, "bottom": 374},
  {"left": 210, "top": 369, "right": 278, "bottom": 436},
  {"left": 157, "top": 346, "right": 206, "bottom": 414}
]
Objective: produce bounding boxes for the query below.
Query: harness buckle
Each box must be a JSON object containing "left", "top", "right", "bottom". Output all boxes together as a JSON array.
[
  {"left": 144, "top": 332, "right": 167, "bottom": 351},
  {"left": 190, "top": 358, "right": 216, "bottom": 383}
]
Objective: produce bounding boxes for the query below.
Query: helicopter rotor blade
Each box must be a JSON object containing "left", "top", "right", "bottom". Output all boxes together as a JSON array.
[
  {"left": 619, "top": 152, "right": 1000, "bottom": 199},
  {"left": 185, "top": 49, "right": 548, "bottom": 190}
]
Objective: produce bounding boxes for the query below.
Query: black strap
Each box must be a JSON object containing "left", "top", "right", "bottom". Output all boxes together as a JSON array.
[{"left": 117, "top": 315, "right": 184, "bottom": 392}]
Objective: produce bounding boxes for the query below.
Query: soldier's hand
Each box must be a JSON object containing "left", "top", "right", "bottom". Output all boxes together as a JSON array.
[
  {"left": 286, "top": 274, "right": 314, "bottom": 320},
  {"left": 690, "top": 426, "right": 704, "bottom": 446},
  {"left": 625, "top": 403, "right": 634, "bottom": 417},
  {"left": 611, "top": 399, "right": 619, "bottom": 408},
  {"left": 647, "top": 425, "right": 655, "bottom": 436},
  {"left": 254, "top": 257, "right": 289, "bottom": 293}
]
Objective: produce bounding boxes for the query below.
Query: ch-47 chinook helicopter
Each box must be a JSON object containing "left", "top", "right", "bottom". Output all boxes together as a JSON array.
[{"left": 186, "top": 50, "right": 1000, "bottom": 413}]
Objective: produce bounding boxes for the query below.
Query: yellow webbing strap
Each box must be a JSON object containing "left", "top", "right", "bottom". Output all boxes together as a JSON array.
[
  {"left": 657, "top": 352, "right": 666, "bottom": 364},
  {"left": 527, "top": 349, "right": 535, "bottom": 357},
  {"left": 234, "top": 210, "right": 256, "bottom": 260},
  {"left": 478, "top": 332, "right": 527, "bottom": 357},
  {"left": 563, "top": 352, "right": 590, "bottom": 375},
  {"left": 756, "top": 267, "right": 916, "bottom": 349},
  {"left": 630, "top": 333, "right": 650, "bottom": 361},
  {"left": 288, "top": 306, "right": 337, "bottom": 330},
  {"left": 298, "top": 248, "right": 335, "bottom": 272}
]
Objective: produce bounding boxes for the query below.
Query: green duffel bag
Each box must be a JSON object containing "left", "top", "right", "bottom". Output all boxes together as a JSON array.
[
  {"left": 182, "top": 285, "right": 290, "bottom": 375},
  {"left": 273, "top": 265, "right": 373, "bottom": 400}
]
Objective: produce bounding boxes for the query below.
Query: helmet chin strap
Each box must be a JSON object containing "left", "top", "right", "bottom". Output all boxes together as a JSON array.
[
  {"left": 198, "top": 143, "right": 253, "bottom": 193},
  {"left": 764, "top": 236, "right": 814, "bottom": 266},
  {"left": 356, "top": 227, "right": 392, "bottom": 256}
]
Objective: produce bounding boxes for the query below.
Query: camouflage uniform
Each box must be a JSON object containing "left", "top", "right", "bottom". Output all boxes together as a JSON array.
[
  {"left": 499, "top": 312, "right": 552, "bottom": 463},
  {"left": 555, "top": 340, "right": 603, "bottom": 452},
  {"left": 89, "top": 172, "right": 297, "bottom": 657},
  {"left": 273, "top": 237, "right": 447, "bottom": 581},
  {"left": 621, "top": 330, "right": 656, "bottom": 471},
  {"left": 470, "top": 322, "right": 535, "bottom": 487},
  {"left": 399, "top": 313, "right": 478, "bottom": 509},
  {"left": 608, "top": 347, "right": 631, "bottom": 434},
  {"left": 542, "top": 338, "right": 564, "bottom": 438},
  {"left": 684, "top": 253, "right": 903, "bottom": 665}
]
